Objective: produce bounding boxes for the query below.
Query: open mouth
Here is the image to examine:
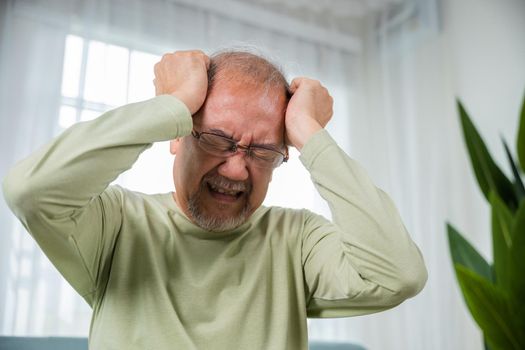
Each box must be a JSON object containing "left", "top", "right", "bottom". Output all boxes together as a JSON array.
[{"left": 207, "top": 182, "right": 245, "bottom": 201}]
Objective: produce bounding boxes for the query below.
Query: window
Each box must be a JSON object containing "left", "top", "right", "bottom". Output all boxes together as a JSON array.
[
  {"left": 58, "top": 35, "right": 174, "bottom": 193},
  {"left": 59, "top": 35, "right": 159, "bottom": 129}
]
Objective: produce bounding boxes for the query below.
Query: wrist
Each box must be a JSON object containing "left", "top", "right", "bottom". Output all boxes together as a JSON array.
[
  {"left": 289, "top": 118, "right": 322, "bottom": 150},
  {"left": 170, "top": 92, "right": 203, "bottom": 115},
  {"left": 170, "top": 93, "right": 190, "bottom": 114}
]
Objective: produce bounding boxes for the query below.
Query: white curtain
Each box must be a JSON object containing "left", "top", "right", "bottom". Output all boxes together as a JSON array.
[
  {"left": 348, "top": 0, "right": 525, "bottom": 349},
  {"left": 0, "top": 0, "right": 356, "bottom": 342}
]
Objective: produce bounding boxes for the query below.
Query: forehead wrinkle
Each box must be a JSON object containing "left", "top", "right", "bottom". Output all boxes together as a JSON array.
[
  {"left": 210, "top": 79, "right": 285, "bottom": 114},
  {"left": 197, "top": 79, "right": 286, "bottom": 148}
]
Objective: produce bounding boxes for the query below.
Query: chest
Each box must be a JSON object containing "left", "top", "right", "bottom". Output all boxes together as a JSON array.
[{"left": 110, "top": 225, "right": 303, "bottom": 301}]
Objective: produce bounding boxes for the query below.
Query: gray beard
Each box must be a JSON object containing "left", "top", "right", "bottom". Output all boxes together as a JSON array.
[{"left": 187, "top": 176, "right": 252, "bottom": 232}]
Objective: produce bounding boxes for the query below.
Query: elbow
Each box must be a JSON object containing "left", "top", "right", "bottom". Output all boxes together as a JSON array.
[
  {"left": 3, "top": 170, "right": 21, "bottom": 209},
  {"left": 400, "top": 264, "right": 427, "bottom": 298},
  {"left": 2, "top": 170, "right": 38, "bottom": 218},
  {"left": 394, "top": 257, "right": 428, "bottom": 299}
]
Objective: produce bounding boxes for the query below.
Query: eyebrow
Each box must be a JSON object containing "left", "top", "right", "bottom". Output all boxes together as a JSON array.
[
  {"left": 205, "top": 128, "right": 282, "bottom": 150},
  {"left": 208, "top": 128, "right": 231, "bottom": 138}
]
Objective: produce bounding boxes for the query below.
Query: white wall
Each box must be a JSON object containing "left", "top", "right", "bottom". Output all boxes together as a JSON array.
[
  {"left": 352, "top": 0, "right": 525, "bottom": 349},
  {"left": 446, "top": 0, "right": 525, "bottom": 164}
]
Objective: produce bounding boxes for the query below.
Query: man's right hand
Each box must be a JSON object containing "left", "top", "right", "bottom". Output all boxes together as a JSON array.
[{"left": 154, "top": 50, "right": 210, "bottom": 115}]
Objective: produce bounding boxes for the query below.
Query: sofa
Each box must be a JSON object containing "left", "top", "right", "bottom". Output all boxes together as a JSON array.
[{"left": 0, "top": 337, "right": 366, "bottom": 349}]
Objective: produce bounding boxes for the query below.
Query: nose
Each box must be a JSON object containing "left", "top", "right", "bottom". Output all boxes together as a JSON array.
[{"left": 217, "top": 152, "right": 249, "bottom": 181}]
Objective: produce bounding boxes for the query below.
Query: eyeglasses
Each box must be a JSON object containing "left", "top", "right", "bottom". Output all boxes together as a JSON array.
[{"left": 191, "top": 129, "right": 288, "bottom": 169}]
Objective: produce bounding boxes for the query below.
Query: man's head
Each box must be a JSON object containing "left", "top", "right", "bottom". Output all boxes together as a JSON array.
[{"left": 170, "top": 50, "right": 290, "bottom": 231}]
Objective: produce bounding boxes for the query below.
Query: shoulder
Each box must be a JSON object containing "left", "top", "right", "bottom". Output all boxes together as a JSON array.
[
  {"left": 261, "top": 205, "right": 335, "bottom": 243},
  {"left": 100, "top": 186, "right": 180, "bottom": 243},
  {"left": 263, "top": 205, "right": 327, "bottom": 223},
  {"left": 261, "top": 204, "right": 306, "bottom": 221},
  {"left": 101, "top": 185, "right": 173, "bottom": 219},
  {"left": 256, "top": 205, "right": 325, "bottom": 234}
]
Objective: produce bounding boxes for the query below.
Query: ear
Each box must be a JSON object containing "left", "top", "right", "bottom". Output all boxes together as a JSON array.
[{"left": 170, "top": 139, "right": 181, "bottom": 155}]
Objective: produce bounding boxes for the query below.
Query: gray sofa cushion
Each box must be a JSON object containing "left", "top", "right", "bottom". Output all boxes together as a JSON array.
[
  {"left": 0, "top": 337, "right": 88, "bottom": 350},
  {"left": 0, "top": 337, "right": 366, "bottom": 349},
  {"left": 309, "top": 341, "right": 366, "bottom": 350}
]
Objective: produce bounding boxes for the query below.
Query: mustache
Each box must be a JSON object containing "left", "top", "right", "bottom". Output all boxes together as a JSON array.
[{"left": 202, "top": 173, "right": 252, "bottom": 193}]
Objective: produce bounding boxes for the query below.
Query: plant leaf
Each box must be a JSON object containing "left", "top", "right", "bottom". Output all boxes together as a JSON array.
[
  {"left": 447, "top": 223, "right": 492, "bottom": 281},
  {"left": 509, "top": 201, "right": 525, "bottom": 304},
  {"left": 490, "top": 192, "right": 513, "bottom": 290},
  {"left": 517, "top": 91, "right": 525, "bottom": 172},
  {"left": 501, "top": 136, "right": 525, "bottom": 201},
  {"left": 510, "top": 301, "right": 525, "bottom": 346},
  {"left": 458, "top": 100, "right": 519, "bottom": 211},
  {"left": 455, "top": 265, "right": 523, "bottom": 350}
]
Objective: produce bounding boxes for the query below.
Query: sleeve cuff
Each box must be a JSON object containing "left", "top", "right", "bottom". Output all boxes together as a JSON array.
[
  {"left": 298, "top": 129, "right": 338, "bottom": 169},
  {"left": 153, "top": 95, "right": 193, "bottom": 137}
]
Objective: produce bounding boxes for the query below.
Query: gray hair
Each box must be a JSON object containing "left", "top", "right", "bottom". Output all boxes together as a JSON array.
[{"left": 207, "top": 49, "right": 291, "bottom": 98}]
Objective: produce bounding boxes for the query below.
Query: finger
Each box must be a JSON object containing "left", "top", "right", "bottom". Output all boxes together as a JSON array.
[
  {"left": 204, "top": 55, "right": 211, "bottom": 70},
  {"left": 283, "top": 129, "right": 292, "bottom": 147},
  {"left": 289, "top": 78, "right": 301, "bottom": 93}
]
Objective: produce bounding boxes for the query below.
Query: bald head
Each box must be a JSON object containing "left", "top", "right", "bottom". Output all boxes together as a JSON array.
[{"left": 207, "top": 50, "right": 291, "bottom": 99}]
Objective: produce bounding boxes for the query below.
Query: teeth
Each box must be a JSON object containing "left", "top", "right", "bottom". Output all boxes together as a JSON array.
[{"left": 210, "top": 184, "right": 241, "bottom": 196}]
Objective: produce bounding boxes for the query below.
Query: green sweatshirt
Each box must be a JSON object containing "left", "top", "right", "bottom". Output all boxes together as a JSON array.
[{"left": 2, "top": 95, "right": 427, "bottom": 350}]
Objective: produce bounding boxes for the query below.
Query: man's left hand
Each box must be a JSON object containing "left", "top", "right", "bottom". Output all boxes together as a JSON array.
[{"left": 284, "top": 77, "right": 333, "bottom": 150}]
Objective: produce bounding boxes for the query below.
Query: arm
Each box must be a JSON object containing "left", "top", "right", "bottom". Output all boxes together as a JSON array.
[
  {"left": 2, "top": 50, "right": 209, "bottom": 305},
  {"left": 285, "top": 78, "right": 427, "bottom": 317},
  {"left": 2, "top": 96, "right": 192, "bottom": 304},
  {"left": 300, "top": 130, "right": 427, "bottom": 317}
]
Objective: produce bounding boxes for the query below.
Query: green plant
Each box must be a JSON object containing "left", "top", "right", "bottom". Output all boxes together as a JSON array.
[{"left": 446, "top": 93, "right": 525, "bottom": 350}]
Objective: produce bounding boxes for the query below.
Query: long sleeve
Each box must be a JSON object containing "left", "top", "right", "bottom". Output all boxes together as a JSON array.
[
  {"left": 2, "top": 95, "right": 192, "bottom": 305},
  {"left": 299, "top": 129, "right": 427, "bottom": 318}
]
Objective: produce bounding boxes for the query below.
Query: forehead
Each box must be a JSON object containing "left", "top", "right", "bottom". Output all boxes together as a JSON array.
[{"left": 195, "top": 80, "right": 287, "bottom": 142}]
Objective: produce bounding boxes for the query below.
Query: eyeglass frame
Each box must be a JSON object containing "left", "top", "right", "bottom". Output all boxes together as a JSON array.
[{"left": 190, "top": 128, "right": 289, "bottom": 168}]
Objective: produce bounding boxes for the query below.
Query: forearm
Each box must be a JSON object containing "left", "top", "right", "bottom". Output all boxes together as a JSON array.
[{"left": 3, "top": 95, "right": 191, "bottom": 219}]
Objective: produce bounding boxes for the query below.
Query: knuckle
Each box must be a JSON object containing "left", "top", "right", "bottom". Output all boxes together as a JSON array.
[{"left": 153, "top": 65, "right": 161, "bottom": 76}]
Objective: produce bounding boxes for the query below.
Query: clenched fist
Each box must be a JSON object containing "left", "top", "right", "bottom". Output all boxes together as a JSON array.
[
  {"left": 154, "top": 50, "right": 210, "bottom": 114},
  {"left": 285, "top": 77, "right": 333, "bottom": 150}
]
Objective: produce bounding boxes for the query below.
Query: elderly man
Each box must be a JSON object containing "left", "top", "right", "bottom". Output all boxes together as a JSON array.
[{"left": 3, "top": 50, "right": 427, "bottom": 349}]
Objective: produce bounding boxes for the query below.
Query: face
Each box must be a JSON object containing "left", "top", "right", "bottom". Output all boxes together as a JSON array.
[{"left": 170, "top": 79, "right": 287, "bottom": 231}]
